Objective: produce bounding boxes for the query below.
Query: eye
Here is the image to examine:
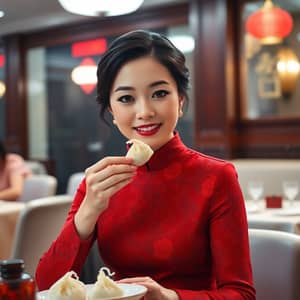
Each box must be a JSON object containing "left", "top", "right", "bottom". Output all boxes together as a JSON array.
[
  {"left": 152, "top": 90, "right": 170, "bottom": 99},
  {"left": 117, "top": 95, "right": 134, "bottom": 103}
]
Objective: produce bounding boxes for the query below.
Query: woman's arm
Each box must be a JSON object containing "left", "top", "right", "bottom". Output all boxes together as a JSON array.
[
  {"left": 175, "top": 163, "right": 256, "bottom": 299},
  {"left": 0, "top": 173, "right": 24, "bottom": 201},
  {"left": 35, "top": 156, "right": 136, "bottom": 291}
]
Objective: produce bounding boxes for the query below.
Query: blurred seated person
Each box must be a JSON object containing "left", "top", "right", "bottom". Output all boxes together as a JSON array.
[{"left": 0, "top": 140, "right": 32, "bottom": 201}]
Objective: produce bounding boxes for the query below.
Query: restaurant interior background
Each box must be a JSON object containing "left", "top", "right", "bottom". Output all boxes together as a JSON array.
[{"left": 0, "top": 0, "right": 300, "bottom": 193}]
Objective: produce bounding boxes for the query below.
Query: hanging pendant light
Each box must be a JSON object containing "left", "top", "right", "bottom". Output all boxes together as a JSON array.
[
  {"left": 71, "top": 58, "right": 97, "bottom": 94},
  {"left": 58, "top": 0, "right": 144, "bottom": 17},
  {"left": 276, "top": 47, "right": 300, "bottom": 98},
  {"left": 246, "top": 0, "right": 293, "bottom": 45}
]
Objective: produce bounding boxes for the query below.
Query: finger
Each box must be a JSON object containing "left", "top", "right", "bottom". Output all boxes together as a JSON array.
[
  {"left": 92, "top": 171, "right": 135, "bottom": 193},
  {"left": 100, "top": 177, "right": 133, "bottom": 200},
  {"left": 118, "top": 277, "right": 151, "bottom": 283},
  {"left": 86, "top": 156, "right": 134, "bottom": 175},
  {"left": 88, "top": 164, "right": 136, "bottom": 186}
]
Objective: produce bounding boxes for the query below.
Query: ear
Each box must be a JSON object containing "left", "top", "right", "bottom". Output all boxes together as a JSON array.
[
  {"left": 178, "top": 96, "right": 184, "bottom": 117},
  {"left": 108, "top": 107, "right": 117, "bottom": 125}
]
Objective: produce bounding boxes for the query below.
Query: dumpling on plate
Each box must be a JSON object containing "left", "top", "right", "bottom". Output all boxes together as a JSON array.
[
  {"left": 88, "top": 267, "right": 123, "bottom": 300},
  {"left": 48, "top": 271, "right": 85, "bottom": 300},
  {"left": 126, "top": 139, "right": 153, "bottom": 166}
]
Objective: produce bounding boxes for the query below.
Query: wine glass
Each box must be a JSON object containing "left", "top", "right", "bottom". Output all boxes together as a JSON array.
[
  {"left": 247, "top": 180, "right": 264, "bottom": 209},
  {"left": 282, "top": 180, "right": 299, "bottom": 207}
]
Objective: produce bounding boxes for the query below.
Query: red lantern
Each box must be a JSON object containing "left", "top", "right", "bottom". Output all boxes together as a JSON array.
[{"left": 246, "top": 0, "right": 293, "bottom": 45}]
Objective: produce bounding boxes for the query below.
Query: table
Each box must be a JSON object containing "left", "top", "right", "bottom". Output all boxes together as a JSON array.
[
  {"left": 246, "top": 200, "right": 300, "bottom": 234},
  {"left": 0, "top": 200, "right": 26, "bottom": 260}
]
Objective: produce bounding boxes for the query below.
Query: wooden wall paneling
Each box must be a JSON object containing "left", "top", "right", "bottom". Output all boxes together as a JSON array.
[
  {"left": 3, "top": 35, "right": 28, "bottom": 157},
  {"left": 190, "top": 0, "right": 237, "bottom": 159}
]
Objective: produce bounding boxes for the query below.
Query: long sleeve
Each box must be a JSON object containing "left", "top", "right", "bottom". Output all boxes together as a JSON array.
[
  {"left": 35, "top": 179, "right": 94, "bottom": 291},
  {"left": 173, "top": 164, "right": 255, "bottom": 299}
]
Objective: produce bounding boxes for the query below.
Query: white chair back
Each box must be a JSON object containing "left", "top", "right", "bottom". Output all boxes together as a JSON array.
[
  {"left": 66, "top": 172, "right": 85, "bottom": 196},
  {"left": 18, "top": 175, "right": 57, "bottom": 202},
  {"left": 25, "top": 161, "right": 47, "bottom": 175},
  {"left": 10, "top": 195, "right": 73, "bottom": 276},
  {"left": 249, "top": 229, "right": 300, "bottom": 300}
]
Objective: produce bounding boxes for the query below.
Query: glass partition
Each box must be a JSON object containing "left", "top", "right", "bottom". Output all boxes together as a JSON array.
[{"left": 242, "top": 0, "right": 300, "bottom": 119}]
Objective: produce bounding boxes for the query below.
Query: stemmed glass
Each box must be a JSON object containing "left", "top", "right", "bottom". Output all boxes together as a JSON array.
[
  {"left": 247, "top": 180, "right": 264, "bottom": 209},
  {"left": 282, "top": 180, "right": 299, "bottom": 207}
]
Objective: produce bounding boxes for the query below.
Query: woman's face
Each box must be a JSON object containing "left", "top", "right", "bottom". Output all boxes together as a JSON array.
[{"left": 109, "top": 56, "right": 183, "bottom": 151}]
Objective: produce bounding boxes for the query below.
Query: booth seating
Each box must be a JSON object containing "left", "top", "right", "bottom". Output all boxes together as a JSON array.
[
  {"left": 231, "top": 159, "right": 300, "bottom": 199},
  {"left": 249, "top": 229, "right": 300, "bottom": 300}
]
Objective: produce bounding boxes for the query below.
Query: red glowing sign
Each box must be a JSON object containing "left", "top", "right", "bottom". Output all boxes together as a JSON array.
[
  {"left": 71, "top": 38, "right": 107, "bottom": 58},
  {"left": 0, "top": 54, "right": 5, "bottom": 68}
]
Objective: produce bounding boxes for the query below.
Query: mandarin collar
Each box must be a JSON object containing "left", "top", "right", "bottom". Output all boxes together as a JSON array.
[{"left": 138, "top": 131, "right": 187, "bottom": 172}]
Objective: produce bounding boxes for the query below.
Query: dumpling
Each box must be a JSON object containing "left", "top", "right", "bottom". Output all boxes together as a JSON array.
[
  {"left": 48, "top": 271, "right": 85, "bottom": 300},
  {"left": 88, "top": 267, "right": 123, "bottom": 300},
  {"left": 126, "top": 139, "right": 153, "bottom": 166}
]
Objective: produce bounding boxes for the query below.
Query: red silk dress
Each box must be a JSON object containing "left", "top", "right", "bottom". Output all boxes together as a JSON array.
[{"left": 36, "top": 133, "right": 255, "bottom": 299}]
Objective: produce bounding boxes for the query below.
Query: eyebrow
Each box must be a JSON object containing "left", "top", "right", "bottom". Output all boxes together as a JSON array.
[{"left": 114, "top": 80, "right": 170, "bottom": 92}]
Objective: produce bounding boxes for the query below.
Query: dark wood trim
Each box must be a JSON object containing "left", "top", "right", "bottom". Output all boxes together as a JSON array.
[
  {"left": 4, "top": 36, "right": 28, "bottom": 157},
  {"left": 22, "top": 4, "right": 189, "bottom": 48},
  {"left": 190, "top": 0, "right": 238, "bottom": 159}
]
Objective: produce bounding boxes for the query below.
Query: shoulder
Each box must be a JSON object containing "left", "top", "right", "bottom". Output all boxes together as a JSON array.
[
  {"left": 183, "top": 147, "right": 235, "bottom": 173},
  {"left": 6, "top": 153, "right": 31, "bottom": 176},
  {"left": 6, "top": 153, "right": 25, "bottom": 163}
]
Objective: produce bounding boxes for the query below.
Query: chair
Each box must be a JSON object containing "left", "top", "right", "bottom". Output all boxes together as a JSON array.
[
  {"left": 10, "top": 195, "right": 73, "bottom": 277},
  {"left": 25, "top": 160, "right": 47, "bottom": 175},
  {"left": 66, "top": 172, "right": 85, "bottom": 196},
  {"left": 18, "top": 174, "right": 57, "bottom": 202},
  {"left": 249, "top": 229, "right": 300, "bottom": 300}
]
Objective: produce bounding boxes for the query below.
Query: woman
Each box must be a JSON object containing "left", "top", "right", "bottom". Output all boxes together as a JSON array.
[
  {"left": 36, "top": 30, "right": 256, "bottom": 299},
  {"left": 0, "top": 141, "right": 32, "bottom": 201}
]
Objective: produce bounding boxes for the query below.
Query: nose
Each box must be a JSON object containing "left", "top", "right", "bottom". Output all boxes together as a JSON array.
[{"left": 136, "top": 99, "right": 155, "bottom": 119}]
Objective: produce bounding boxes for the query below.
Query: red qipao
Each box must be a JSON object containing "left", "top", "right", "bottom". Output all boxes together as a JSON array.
[{"left": 36, "top": 133, "right": 256, "bottom": 299}]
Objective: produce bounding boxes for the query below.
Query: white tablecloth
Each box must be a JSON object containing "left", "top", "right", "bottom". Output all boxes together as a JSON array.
[
  {"left": 0, "top": 200, "right": 25, "bottom": 260},
  {"left": 246, "top": 200, "right": 300, "bottom": 234}
]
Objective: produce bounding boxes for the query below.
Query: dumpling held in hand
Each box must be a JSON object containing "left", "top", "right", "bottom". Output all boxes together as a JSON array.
[
  {"left": 48, "top": 271, "right": 85, "bottom": 300},
  {"left": 126, "top": 139, "right": 153, "bottom": 166},
  {"left": 89, "top": 267, "right": 123, "bottom": 300}
]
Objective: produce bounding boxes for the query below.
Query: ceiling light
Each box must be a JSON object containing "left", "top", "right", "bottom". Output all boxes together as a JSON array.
[
  {"left": 0, "top": 11, "right": 5, "bottom": 18},
  {"left": 57, "top": 0, "right": 144, "bottom": 17},
  {"left": 276, "top": 47, "right": 300, "bottom": 98},
  {"left": 168, "top": 35, "right": 195, "bottom": 53},
  {"left": 71, "top": 58, "right": 97, "bottom": 94},
  {"left": 0, "top": 81, "right": 6, "bottom": 98}
]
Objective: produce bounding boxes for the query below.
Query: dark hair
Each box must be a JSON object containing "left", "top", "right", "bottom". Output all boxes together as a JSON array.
[
  {"left": 96, "top": 30, "right": 190, "bottom": 122},
  {"left": 0, "top": 140, "right": 6, "bottom": 162}
]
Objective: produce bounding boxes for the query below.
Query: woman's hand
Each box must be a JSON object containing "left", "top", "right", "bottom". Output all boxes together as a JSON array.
[
  {"left": 75, "top": 156, "right": 136, "bottom": 239},
  {"left": 118, "top": 277, "right": 179, "bottom": 300}
]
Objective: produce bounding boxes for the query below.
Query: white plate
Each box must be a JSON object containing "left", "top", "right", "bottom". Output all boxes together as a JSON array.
[
  {"left": 37, "top": 283, "right": 147, "bottom": 300},
  {"left": 271, "top": 207, "right": 300, "bottom": 216}
]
